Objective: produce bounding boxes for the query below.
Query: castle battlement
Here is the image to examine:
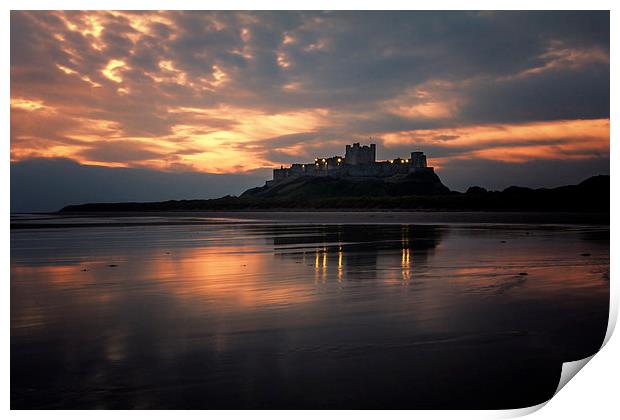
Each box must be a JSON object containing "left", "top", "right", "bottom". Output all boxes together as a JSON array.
[
  {"left": 269, "top": 143, "right": 434, "bottom": 184},
  {"left": 345, "top": 142, "right": 376, "bottom": 165}
]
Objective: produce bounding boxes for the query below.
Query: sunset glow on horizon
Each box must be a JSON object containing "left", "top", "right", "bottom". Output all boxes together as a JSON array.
[{"left": 11, "top": 11, "right": 609, "bottom": 186}]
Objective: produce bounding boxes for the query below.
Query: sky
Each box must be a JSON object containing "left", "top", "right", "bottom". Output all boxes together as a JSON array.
[{"left": 10, "top": 11, "right": 610, "bottom": 211}]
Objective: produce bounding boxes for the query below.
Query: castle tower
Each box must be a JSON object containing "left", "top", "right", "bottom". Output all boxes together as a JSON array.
[
  {"left": 410, "top": 151, "right": 428, "bottom": 168},
  {"left": 345, "top": 142, "right": 376, "bottom": 165}
]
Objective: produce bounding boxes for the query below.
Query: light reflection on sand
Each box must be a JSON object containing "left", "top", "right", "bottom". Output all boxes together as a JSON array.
[{"left": 11, "top": 221, "right": 609, "bottom": 409}]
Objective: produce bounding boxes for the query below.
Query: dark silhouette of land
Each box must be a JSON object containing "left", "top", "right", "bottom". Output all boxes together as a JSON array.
[
  {"left": 59, "top": 175, "right": 609, "bottom": 214},
  {"left": 245, "top": 168, "right": 450, "bottom": 198}
]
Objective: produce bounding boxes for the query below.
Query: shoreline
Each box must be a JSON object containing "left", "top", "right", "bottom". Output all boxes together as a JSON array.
[{"left": 11, "top": 210, "right": 610, "bottom": 228}]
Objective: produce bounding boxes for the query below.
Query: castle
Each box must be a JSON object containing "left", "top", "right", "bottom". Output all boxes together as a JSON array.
[{"left": 268, "top": 142, "right": 434, "bottom": 185}]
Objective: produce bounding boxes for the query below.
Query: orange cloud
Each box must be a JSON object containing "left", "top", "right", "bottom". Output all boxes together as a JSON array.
[
  {"left": 11, "top": 98, "right": 47, "bottom": 112},
  {"left": 382, "top": 118, "right": 609, "bottom": 164},
  {"left": 102, "top": 59, "right": 127, "bottom": 83},
  {"left": 381, "top": 79, "right": 462, "bottom": 120},
  {"left": 513, "top": 40, "right": 609, "bottom": 79}
]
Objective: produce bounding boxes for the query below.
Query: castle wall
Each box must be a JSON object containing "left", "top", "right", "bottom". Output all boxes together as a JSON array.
[
  {"left": 273, "top": 168, "right": 289, "bottom": 180},
  {"left": 345, "top": 162, "right": 409, "bottom": 177},
  {"left": 270, "top": 144, "right": 432, "bottom": 183}
]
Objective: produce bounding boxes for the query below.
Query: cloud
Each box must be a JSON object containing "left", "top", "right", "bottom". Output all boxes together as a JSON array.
[
  {"left": 78, "top": 140, "right": 167, "bottom": 163},
  {"left": 436, "top": 156, "right": 609, "bottom": 192},
  {"left": 10, "top": 158, "right": 269, "bottom": 212},
  {"left": 380, "top": 119, "right": 609, "bottom": 164},
  {"left": 10, "top": 10, "right": 609, "bottom": 198}
]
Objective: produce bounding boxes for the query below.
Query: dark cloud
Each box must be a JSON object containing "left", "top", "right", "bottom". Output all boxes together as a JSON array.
[
  {"left": 78, "top": 141, "right": 166, "bottom": 163},
  {"left": 437, "top": 156, "right": 609, "bottom": 192},
  {"left": 460, "top": 67, "right": 610, "bottom": 124},
  {"left": 10, "top": 158, "right": 269, "bottom": 212}
]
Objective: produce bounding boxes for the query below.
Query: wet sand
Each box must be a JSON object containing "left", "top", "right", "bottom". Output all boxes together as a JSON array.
[
  {"left": 11, "top": 217, "right": 609, "bottom": 409},
  {"left": 12, "top": 210, "right": 610, "bottom": 229}
]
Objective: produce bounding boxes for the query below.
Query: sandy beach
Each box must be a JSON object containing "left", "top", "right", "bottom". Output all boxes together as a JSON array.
[
  {"left": 11, "top": 218, "right": 609, "bottom": 408},
  {"left": 11, "top": 211, "right": 610, "bottom": 229}
]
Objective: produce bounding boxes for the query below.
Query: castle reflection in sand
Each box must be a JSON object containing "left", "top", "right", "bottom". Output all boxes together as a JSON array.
[{"left": 270, "top": 225, "right": 441, "bottom": 285}]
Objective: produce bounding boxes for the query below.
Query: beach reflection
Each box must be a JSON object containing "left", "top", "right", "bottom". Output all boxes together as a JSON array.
[{"left": 11, "top": 223, "right": 609, "bottom": 409}]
